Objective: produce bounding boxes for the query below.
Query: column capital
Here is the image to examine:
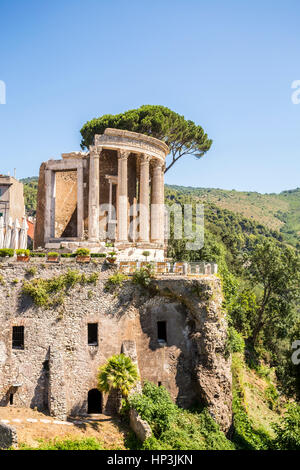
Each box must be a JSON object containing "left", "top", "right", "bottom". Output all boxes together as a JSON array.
[
  {"left": 152, "top": 158, "right": 164, "bottom": 170},
  {"left": 90, "top": 146, "right": 102, "bottom": 157},
  {"left": 117, "top": 149, "right": 130, "bottom": 160},
  {"left": 139, "top": 153, "right": 151, "bottom": 164}
]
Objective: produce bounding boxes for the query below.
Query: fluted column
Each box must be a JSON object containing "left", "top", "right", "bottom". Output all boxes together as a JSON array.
[
  {"left": 151, "top": 160, "right": 164, "bottom": 243},
  {"left": 77, "top": 162, "right": 84, "bottom": 239},
  {"left": 44, "top": 169, "right": 55, "bottom": 242},
  {"left": 139, "top": 154, "right": 150, "bottom": 242},
  {"left": 117, "top": 150, "right": 129, "bottom": 242},
  {"left": 88, "top": 146, "right": 101, "bottom": 241}
]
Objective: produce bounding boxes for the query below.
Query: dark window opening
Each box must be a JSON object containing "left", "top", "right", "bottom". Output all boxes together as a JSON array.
[
  {"left": 88, "top": 323, "right": 98, "bottom": 346},
  {"left": 88, "top": 389, "right": 102, "bottom": 414},
  {"left": 158, "top": 381, "right": 162, "bottom": 387},
  {"left": 9, "top": 393, "right": 14, "bottom": 405},
  {"left": 157, "top": 321, "right": 167, "bottom": 343},
  {"left": 12, "top": 326, "right": 24, "bottom": 350}
]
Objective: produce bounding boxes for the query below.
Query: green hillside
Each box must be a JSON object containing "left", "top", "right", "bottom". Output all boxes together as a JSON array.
[{"left": 166, "top": 185, "right": 300, "bottom": 248}]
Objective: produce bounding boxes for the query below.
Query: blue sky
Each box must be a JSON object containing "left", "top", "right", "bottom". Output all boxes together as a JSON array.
[{"left": 0, "top": 0, "right": 300, "bottom": 193}]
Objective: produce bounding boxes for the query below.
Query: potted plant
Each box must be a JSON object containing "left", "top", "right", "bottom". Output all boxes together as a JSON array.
[
  {"left": 106, "top": 251, "right": 117, "bottom": 264},
  {"left": 0, "top": 248, "right": 14, "bottom": 259},
  {"left": 142, "top": 250, "right": 150, "bottom": 262},
  {"left": 16, "top": 249, "right": 30, "bottom": 262},
  {"left": 47, "top": 252, "right": 59, "bottom": 262},
  {"left": 75, "top": 248, "right": 91, "bottom": 263}
]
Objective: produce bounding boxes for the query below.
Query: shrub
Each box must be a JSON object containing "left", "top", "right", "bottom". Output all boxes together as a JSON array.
[
  {"left": 16, "top": 249, "right": 30, "bottom": 256},
  {"left": 132, "top": 264, "right": 154, "bottom": 288},
  {"left": 29, "top": 252, "right": 46, "bottom": 257},
  {"left": 25, "top": 266, "right": 37, "bottom": 277},
  {"left": 226, "top": 327, "right": 245, "bottom": 356},
  {"left": 91, "top": 253, "right": 106, "bottom": 258},
  {"left": 0, "top": 248, "right": 14, "bottom": 257},
  {"left": 105, "top": 272, "right": 128, "bottom": 290},
  {"left": 129, "top": 381, "right": 177, "bottom": 437},
  {"left": 75, "top": 248, "right": 90, "bottom": 256},
  {"left": 22, "top": 269, "right": 98, "bottom": 308},
  {"left": 264, "top": 384, "right": 279, "bottom": 411},
  {"left": 60, "top": 253, "right": 76, "bottom": 258},
  {"left": 273, "top": 404, "right": 300, "bottom": 450},
  {"left": 107, "top": 251, "right": 117, "bottom": 258},
  {"left": 47, "top": 252, "right": 59, "bottom": 258},
  {"left": 129, "top": 382, "right": 234, "bottom": 450}
]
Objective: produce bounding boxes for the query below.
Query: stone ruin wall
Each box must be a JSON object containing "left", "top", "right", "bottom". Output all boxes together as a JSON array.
[
  {"left": 0, "top": 261, "right": 232, "bottom": 432},
  {"left": 54, "top": 170, "right": 78, "bottom": 238}
]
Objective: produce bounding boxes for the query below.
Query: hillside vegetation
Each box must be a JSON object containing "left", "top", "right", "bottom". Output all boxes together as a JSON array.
[{"left": 166, "top": 185, "right": 300, "bottom": 248}]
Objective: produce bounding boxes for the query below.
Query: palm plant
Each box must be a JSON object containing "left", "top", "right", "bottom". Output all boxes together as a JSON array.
[{"left": 97, "top": 354, "right": 139, "bottom": 410}]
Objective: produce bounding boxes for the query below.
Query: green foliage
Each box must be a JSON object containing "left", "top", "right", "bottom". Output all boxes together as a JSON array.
[
  {"left": 132, "top": 264, "right": 154, "bottom": 288},
  {"left": 75, "top": 248, "right": 90, "bottom": 256},
  {"left": 91, "top": 253, "right": 106, "bottom": 258},
  {"left": 0, "top": 248, "right": 14, "bottom": 257},
  {"left": 166, "top": 183, "right": 300, "bottom": 247},
  {"left": 243, "top": 239, "right": 300, "bottom": 346},
  {"left": 80, "top": 105, "right": 212, "bottom": 173},
  {"left": 273, "top": 404, "right": 300, "bottom": 450},
  {"left": 231, "top": 354, "right": 273, "bottom": 450},
  {"left": 105, "top": 272, "right": 128, "bottom": 290},
  {"left": 20, "top": 437, "right": 104, "bottom": 450},
  {"left": 264, "top": 384, "right": 279, "bottom": 411},
  {"left": 98, "top": 354, "right": 139, "bottom": 400},
  {"left": 47, "top": 252, "right": 59, "bottom": 258},
  {"left": 16, "top": 249, "right": 30, "bottom": 256},
  {"left": 129, "top": 381, "right": 177, "bottom": 436},
  {"left": 22, "top": 269, "right": 98, "bottom": 308},
  {"left": 129, "top": 382, "right": 234, "bottom": 450},
  {"left": 25, "top": 266, "right": 37, "bottom": 277},
  {"left": 226, "top": 327, "right": 245, "bottom": 356},
  {"left": 21, "top": 177, "right": 38, "bottom": 215},
  {"left": 30, "top": 252, "right": 46, "bottom": 257}
]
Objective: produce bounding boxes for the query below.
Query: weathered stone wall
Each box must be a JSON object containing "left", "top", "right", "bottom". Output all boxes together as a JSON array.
[
  {"left": 34, "top": 163, "right": 46, "bottom": 248},
  {"left": 0, "top": 261, "right": 232, "bottom": 431},
  {"left": 54, "top": 170, "right": 77, "bottom": 238},
  {"left": 129, "top": 408, "right": 152, "bottom": 442},
  {"left": 0, "top": 422, "right": 18, "bottom": 449}
]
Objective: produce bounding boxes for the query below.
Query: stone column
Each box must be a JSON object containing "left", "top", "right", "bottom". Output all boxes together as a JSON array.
[
  {"left": 77, "top": 162, "right": 84, "bottom": 239},
  {"left": 88, "top": 146, "right": 101, "bottom": 241},
  {"left": 44, "top": 169, "right": 55, "bottom": 242},
  {"left": 117, "top": 150, "right": 129, "bottom": 242},
  {"left": 151, "top": 160, "right": 164, "bottom": 243},
  {"left": 139, "top": 154, "right": 150, "bottom": 242}
]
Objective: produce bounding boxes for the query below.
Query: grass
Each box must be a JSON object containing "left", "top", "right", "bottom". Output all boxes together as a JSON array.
[
  {"left": 19, "top": 437, "right": 105, "bottom": 450},
  {"left": 22, "top": 269, "right": 99, "bottom": 308}
]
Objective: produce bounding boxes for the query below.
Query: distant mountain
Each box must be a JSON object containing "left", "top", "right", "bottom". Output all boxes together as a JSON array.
[{"left": 166, "top": 185, "right": 300, "bottom": 248}]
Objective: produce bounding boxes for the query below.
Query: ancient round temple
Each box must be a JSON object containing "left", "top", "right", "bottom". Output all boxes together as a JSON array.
[{"left": 35, "top": 129, "right": 169, "bottom": 259}]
